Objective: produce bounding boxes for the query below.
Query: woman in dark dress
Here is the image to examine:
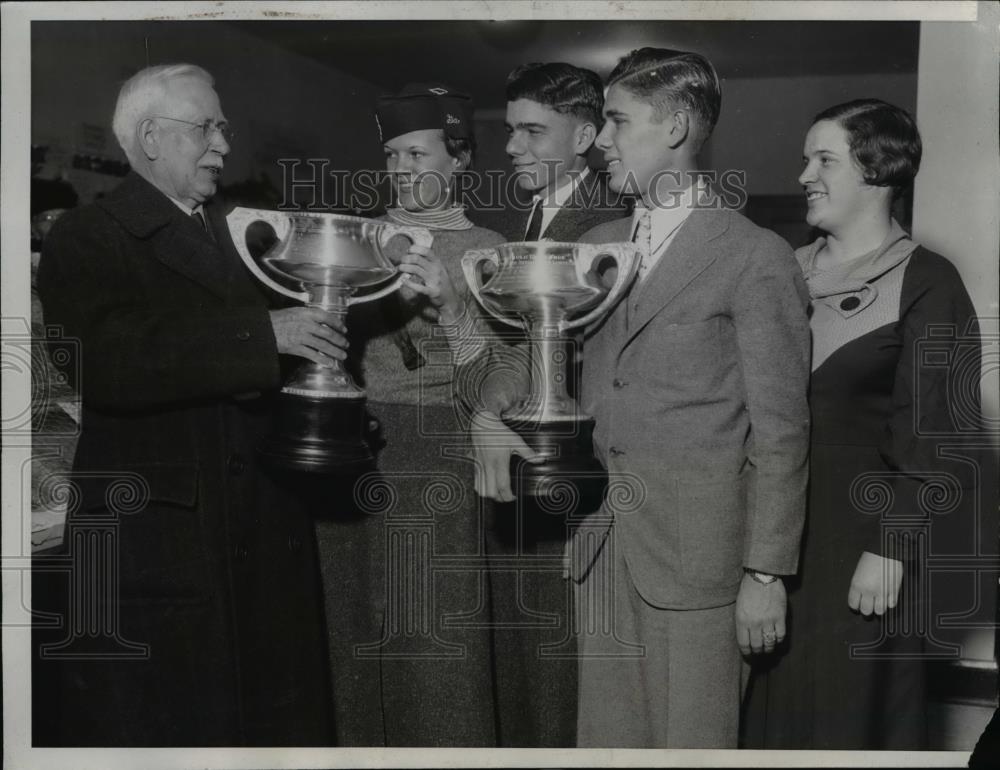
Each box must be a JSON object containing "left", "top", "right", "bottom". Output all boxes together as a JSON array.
[
  {"left": 314, "top": 82, "right": 505, "bottom": 746},
  {"left": 743, "top": 99, "right": 981, "bottom": 749}
]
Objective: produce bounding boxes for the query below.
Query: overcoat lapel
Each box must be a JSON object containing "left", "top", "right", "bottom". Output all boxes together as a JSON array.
[
  {"left": 99, "top": 172, "right": 232, "bottom": 300},
  {"left": 622, "top": 208, "right": 729, "bottom": 350},
  {"left": 150, "top": 218, "right": 233, "bottom": 300}
]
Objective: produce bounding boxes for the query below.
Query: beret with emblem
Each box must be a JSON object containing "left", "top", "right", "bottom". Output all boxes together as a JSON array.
[{"left": 375, "top": 82, "right": 474, "bottom": 143}]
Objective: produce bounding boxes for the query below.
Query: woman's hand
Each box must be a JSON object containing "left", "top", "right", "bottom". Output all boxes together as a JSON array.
[
  {"left": 848, "top": 550, "right": 903, "bottom": 616},
  {"left": 397, "top": 244, "right": 463, "bottom": 318}
]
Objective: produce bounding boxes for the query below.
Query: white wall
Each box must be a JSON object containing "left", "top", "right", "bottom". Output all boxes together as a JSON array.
[
  {"left": 914, "top": 6, "right": 1000, "bottom": 426},
  {"left": 914, "top": 4, "right": 999, "bottom": 665}
]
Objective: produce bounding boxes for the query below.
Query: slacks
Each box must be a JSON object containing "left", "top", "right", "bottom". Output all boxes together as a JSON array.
[{"left": 575, "top": 531, "right": 743, "bottom": 748}]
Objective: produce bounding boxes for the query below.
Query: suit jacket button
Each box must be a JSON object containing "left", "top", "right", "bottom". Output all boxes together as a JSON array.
[
  {"left": 236, "top": 329, "right": 251, "bottom": 341},
  {"left": 613, "top": 378, "right": 626, "bottom": 389}
]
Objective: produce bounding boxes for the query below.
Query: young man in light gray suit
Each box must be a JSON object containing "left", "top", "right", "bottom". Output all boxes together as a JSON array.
[{"left": 468, "top": 48, "right": 811, "bottom": 747}]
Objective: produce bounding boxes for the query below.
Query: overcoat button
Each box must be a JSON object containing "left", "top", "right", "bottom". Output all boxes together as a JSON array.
[
  {"left": 840, "top": 296, "right": 861, "bottom": 312},
  {"left": 613, "top": 378, "right": 626, "bottom": 389},
  {"left": 287, "top": 535, "right": 302, "bottom": 553},
  {"left": 236, "top": 329, "right": 251, "bottom": 341}
]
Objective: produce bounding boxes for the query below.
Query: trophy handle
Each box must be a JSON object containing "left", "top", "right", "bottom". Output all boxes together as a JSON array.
[
  {"left": 461, "top": 248, "right": 523, "bottom": 329},
  {"left": 351, "top": 222, "right": 436, "bottom": 306},
  {"left": 560, "top": 242, "right": 641, "bottom": 333},
  {"left": 227, "top": 207, "right": 309, "bottom": 303},
  {"left": 377, "top": 222, "right": 434, "bottom": 252}
]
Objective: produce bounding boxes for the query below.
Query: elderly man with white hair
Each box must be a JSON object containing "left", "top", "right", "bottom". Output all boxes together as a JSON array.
[{"left": 34, "top": 63, "right": 340, "bottom": 746}]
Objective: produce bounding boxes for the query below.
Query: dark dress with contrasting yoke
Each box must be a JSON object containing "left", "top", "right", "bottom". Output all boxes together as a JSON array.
[{"left": 743, "top": 236, "right": 981, "bottom": 750}]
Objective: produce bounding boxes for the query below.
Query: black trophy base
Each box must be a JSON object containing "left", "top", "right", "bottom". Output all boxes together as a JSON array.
[
  {"left": 260, "top": 392, "right": 375, "bottom": 475},
  {"left": 505, "top": 417, "right": 608, "bottom": 500}
]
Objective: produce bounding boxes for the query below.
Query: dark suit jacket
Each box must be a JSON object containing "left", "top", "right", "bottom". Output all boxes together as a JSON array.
[
  {"left": 574, "top": 206, "right": 811, "bottom": 609},
  {"left": 494, "top": 169, "right": 627, "bottom": 243},
  {"left": 33, "top": 172, "right": 333, "bottom": 746}
]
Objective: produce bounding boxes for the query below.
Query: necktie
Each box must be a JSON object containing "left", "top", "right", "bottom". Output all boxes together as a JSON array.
[
  {"left": 632, "top": 209, "right": 652, "bottom": 282},
  {"left": 524, "top": 199, "right": 544, "bottom": 241},
  {"left": 191, "top": 210, "right": 208, "bottom": 232}
]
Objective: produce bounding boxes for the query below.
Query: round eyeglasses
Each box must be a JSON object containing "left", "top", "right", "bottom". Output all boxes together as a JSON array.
[{"left": 152, "top": 116, "right": 234, "bottom": 145}]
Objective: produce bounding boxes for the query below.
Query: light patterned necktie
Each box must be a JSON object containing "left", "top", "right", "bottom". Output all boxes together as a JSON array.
[{"left": 632, "top": 208, "right": 652, "bottom": 282}]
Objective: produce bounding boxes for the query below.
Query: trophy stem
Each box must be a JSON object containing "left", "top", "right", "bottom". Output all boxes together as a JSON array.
[
  {"left": 509, "top": 314, "right": 579, "bottom": 423},
  {"left": 261, "top": 282, "right": 375, "bottom": 474},
  {"left": 308, "top": 283, "right": 353, "bottom": 314},
  {"left": 279, "top": 284, "right": 365, "bottom": 399}
]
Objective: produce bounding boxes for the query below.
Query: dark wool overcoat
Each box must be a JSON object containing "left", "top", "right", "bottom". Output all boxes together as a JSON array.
[{"left": 33, "top": 171, "right": 334, "bottom": 747}]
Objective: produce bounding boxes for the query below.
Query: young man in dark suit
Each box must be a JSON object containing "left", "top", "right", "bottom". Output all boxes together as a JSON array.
[
  {"left": 471, "top": 49, "right": 811, "bottom": 748},
  {"left": 34, "top": 63, "right": 344, "bottom": 746},
  {"left": 501, "top": 61, "right": 626, "bottom": 242},
  {"left": 483, "top": 61, "right": 628, "bottom": 748}
]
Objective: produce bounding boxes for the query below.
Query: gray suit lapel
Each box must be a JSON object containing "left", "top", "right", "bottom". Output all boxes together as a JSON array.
[{"left": 623, "top": 208, "right": 729, "bottom": 348}]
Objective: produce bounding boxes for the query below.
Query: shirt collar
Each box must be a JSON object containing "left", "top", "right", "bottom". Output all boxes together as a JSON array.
[
  {"left": 632, "top": 178, "right": 710, "bottom": 247},
  {"left": 533, "top": 166, "right": 590, "bottom": 208},
  {"left": 165, "top": 195, "right": 203, "bottom": 218}
]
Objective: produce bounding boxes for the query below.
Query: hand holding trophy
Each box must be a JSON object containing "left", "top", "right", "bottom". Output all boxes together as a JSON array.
[
  {"left": 228, "top": 207, "right": 432, "bottom": 474},
  {"left": 462, "top": 240, "right": 640, "bottom": 496}
]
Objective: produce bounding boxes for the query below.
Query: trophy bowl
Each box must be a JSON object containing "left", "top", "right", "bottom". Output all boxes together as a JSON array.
[
  {"left": 462, "top": 240, "right": 640, "bottom": 497},
  {"left": 228, "top": 207, "right": 432, "bottom": 474}
]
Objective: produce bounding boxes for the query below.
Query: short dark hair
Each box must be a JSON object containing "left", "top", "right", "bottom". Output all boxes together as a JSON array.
[
  {"left": 813, "top": 99, "right": 922, "bottom": 198},
  {"left": 607, "top": 48, "right": 721, "bottom": 150},
  {"left": 444, "top": 134, "right": 476, "bottom": 169},
  {"left": 505, "top": 62, "right": 604, "bottom": 127}
]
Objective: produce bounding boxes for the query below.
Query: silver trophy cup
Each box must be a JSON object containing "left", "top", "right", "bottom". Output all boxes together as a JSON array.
[
  {"left": 228, "top": 207, "right": 432, "bottom": 473},
  {"left": 462, "top": 240, "right": 640, "bottom": 496}
]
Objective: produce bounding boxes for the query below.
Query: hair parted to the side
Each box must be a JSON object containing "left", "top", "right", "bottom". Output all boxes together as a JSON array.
[
  {"left": 506, "top": 62, "right": 605, "bottom": 127},
  {"left": 112, "top": 63, "right": 214, "bottom": 165},
  {"left": 607, "top": 48, "right": 722, "bottom": 151},
  {"left": 813, "top": 98, "right": 922, "bottom": 200}
]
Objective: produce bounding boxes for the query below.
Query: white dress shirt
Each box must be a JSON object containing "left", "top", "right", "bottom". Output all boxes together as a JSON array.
[
  {"left": 165, "top": 194, "right": 204, "bottom": 219},
  {"left": 631, "top": 182, "right": 708, "bottom": 283}
]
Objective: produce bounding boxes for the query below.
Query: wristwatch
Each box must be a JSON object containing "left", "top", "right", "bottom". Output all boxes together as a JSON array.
[{"left": 744, "top": 568, "right": 779, "bottom": 585}]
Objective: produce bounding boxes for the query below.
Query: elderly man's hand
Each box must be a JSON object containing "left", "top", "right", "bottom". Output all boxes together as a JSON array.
[
  {"left": 269, "top": 307, "right": 348, "bottom": 366},
  {"left": 470, "top": 410, "right": 543, "bottom": 502}
]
